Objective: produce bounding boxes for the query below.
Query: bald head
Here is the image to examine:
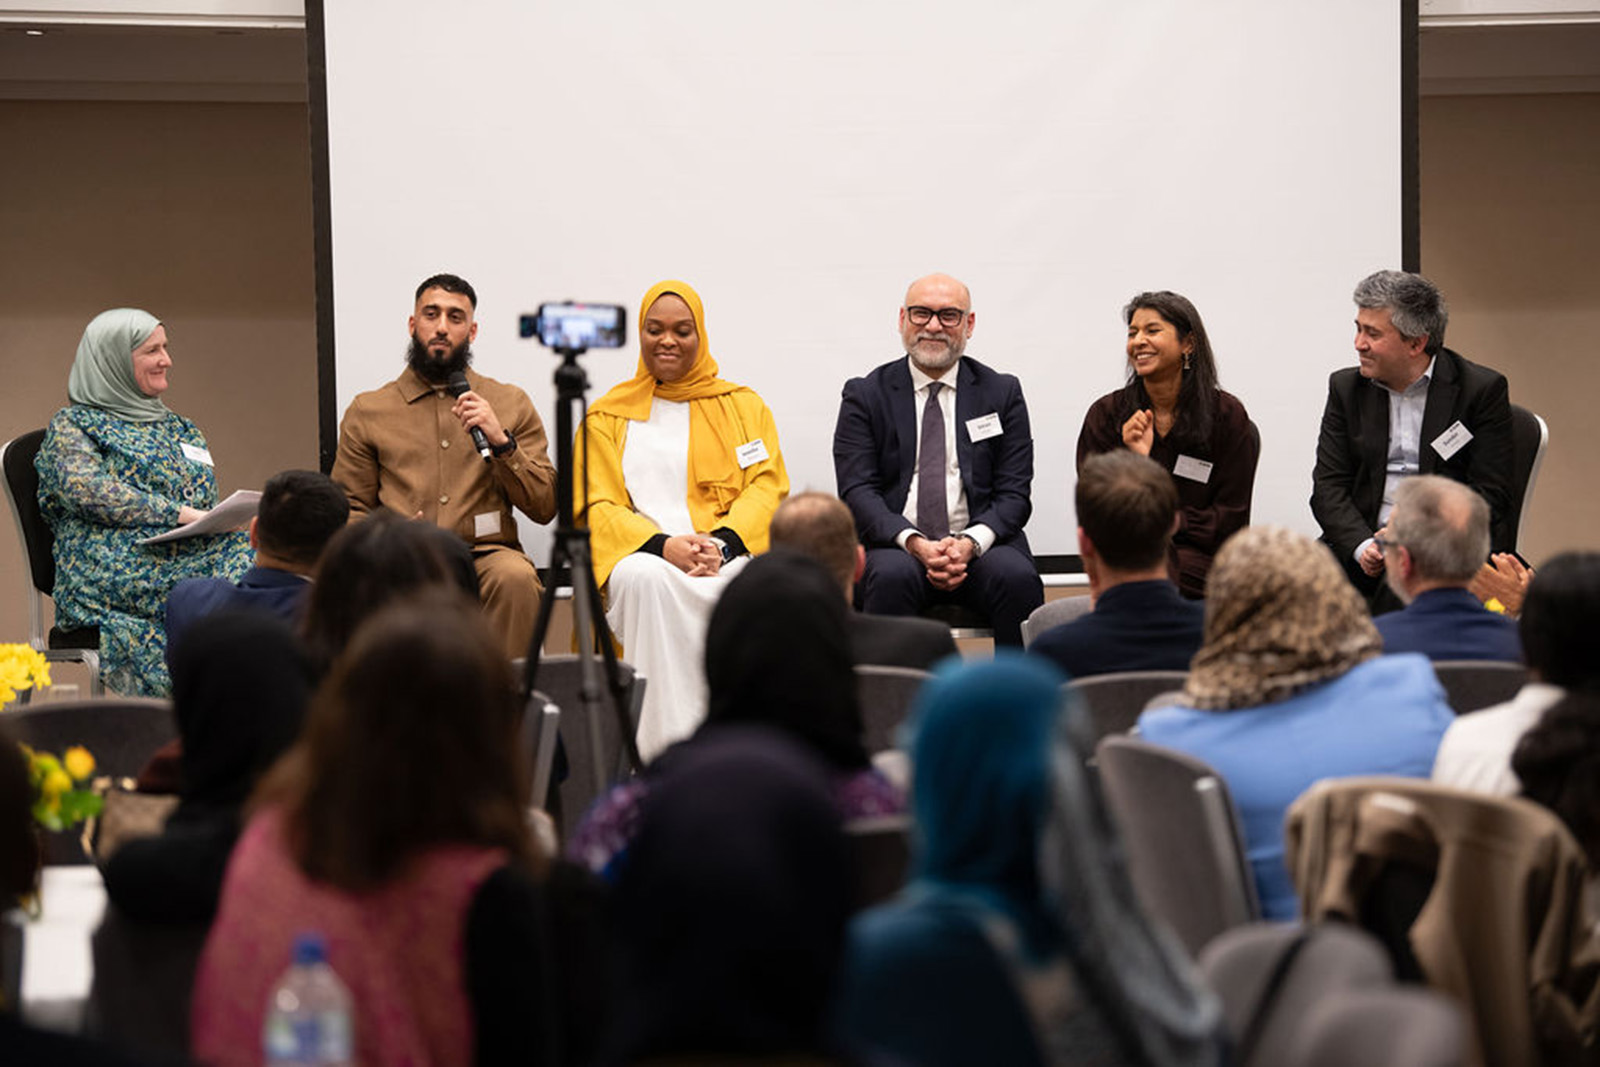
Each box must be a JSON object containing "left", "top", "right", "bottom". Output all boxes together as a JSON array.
[
  {"left": 768, "top": 491, "right": 861, "bottom": 597},
  {"left": 899, "top": 273, "right": 974, "bottom": 377},
  {"left": 1388, "top": 475, "right": 1490, "bottom": 587}
]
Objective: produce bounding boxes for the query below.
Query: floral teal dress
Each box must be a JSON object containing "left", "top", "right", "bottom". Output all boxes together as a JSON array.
[{"left": 36, "top": 406, "right": 251, "bottom": 697}]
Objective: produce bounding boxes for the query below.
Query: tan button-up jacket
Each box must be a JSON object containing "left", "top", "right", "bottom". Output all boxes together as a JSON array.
[{"left": 331, "top": 366, "right": 557, "bottom": 549}]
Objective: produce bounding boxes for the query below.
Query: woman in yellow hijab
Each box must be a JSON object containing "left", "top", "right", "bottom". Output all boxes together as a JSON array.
[{"left": 575, "top": 280, "right": 789, "bottom": 757}]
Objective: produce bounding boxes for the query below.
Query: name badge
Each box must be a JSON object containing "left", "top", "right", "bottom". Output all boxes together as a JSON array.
[
  {"left": 965, "top": 413, "right": 1002, "bottom": 442},
  {"left": 474, "top": 512, "right": 501, "bottom": 538},
  {"left": 1173, "top": 454, "right": 1213, "bottom": 484},
  {"left": 1432, "top": 420, "right": 1473, "bottom": 461},
  {"left": 735, "top": 438, "right": 769, "bottom": 469},
  {"left": 180, "top": 442, "right": 214, "bottom": 467}
]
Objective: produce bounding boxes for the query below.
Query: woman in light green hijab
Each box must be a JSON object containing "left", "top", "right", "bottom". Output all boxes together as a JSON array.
[{"left": 35, "top": 309, "right": 251, "bottom": 697}]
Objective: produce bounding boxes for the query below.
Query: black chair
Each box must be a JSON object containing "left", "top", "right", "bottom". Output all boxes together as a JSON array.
[
  {"left": 0, "top": 698, "right": 176, "bottom": 864},
  {"left": 1, "top": 429, "right": 103, "bottom": 697},
  {"left": 1507, "top": 404, "right": 1549, "bottom": 554},
  {"left": 1019, "top": 594, "right": 1093, "bottom": 648},
  {"left": 1431, "top": 660, "right": 1528, "bottom": 715},
  {"left": 844, "top": 814, "right": 913, "bottom": 912},
  {"left": 854, "top": 664, "right": 932, "bottom": 754},
  {"left": 1096, "top": 736, "right": 1260, "bottom": 958},
  {"left": 919, "top": 602, "right": 993, "bottom": 641},
  {"left": 1066, "top": 670, "right": 1189, "bottom": 742},
  {"left": 519, "top": 654, "right": 645, "bottom": 845}
]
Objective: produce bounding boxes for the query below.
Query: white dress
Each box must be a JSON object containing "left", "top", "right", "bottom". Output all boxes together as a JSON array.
[{"left": 606, "top": 399, "right": 747, "bottom": 759}]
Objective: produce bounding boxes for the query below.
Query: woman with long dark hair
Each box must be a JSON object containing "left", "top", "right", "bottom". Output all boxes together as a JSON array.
[{"left": 1076, "top": 292, "right": 1259, "bottom": 598}]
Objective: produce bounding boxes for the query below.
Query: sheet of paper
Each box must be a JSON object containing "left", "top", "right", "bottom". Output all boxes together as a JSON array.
[{"left": 137, "top": 489, "right": 261, "bottom": 545}]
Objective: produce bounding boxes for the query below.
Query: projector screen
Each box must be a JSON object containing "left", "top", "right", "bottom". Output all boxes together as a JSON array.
[{"left": 313, "top": 1, "right": 1407, "bottom": 567}]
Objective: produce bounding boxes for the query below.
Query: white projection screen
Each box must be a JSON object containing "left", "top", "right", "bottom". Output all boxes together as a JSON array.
[{"left": 313, "top": 1, "right": 1407, "bottom": 568}]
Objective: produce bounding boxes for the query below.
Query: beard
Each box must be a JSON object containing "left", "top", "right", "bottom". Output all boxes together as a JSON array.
[
  {"left": 406, "top": 333, "right": 473, "bottom": 384},
  {"left": 907, "top": 332, "right": 964, "bottom": 374}
]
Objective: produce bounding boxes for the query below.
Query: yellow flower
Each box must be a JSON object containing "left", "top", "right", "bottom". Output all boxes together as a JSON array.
[
  {"left": 0, "top": 643, "right": 51, "bottom": 707},
  {"left": 63, "top": 746, "right": 95, "bottom": 781},
  {"left": 41, "top": 767, "right": 72, "bottom": 799}
]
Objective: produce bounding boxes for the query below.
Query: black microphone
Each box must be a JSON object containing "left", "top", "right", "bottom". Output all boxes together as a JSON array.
[{"left": 447, "top": 372, "right": 493, "bottom": 461}]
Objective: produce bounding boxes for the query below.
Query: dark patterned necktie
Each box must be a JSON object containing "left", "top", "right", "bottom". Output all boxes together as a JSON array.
[{"left": 917, "top": 382, "right": 949, "bottom": 539}]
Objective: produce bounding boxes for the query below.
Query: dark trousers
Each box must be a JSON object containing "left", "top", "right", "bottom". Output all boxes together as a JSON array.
[{"left": 857, "top": 543, "right": 1043, "bottom": 647}]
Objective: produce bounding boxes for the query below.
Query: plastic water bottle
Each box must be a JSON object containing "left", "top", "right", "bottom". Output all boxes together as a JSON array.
[{"left": 262, "top": 932, "right": 354, "bottom": 1066}]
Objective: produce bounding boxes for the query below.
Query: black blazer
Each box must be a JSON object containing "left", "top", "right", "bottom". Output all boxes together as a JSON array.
[
  {"left": 833, "top": 355, "right": 1035, "bottom": 556},
  {"left": 1310, "top": 347, "right": 1514, "bottom": 567}
]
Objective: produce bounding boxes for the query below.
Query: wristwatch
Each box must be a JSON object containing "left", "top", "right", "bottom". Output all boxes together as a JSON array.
[
  {"left": 490, "top": 430, "right": 517, "bottom": 458},
  {"left": 709, "top": 536, "right": 736, "bottom": 564}
]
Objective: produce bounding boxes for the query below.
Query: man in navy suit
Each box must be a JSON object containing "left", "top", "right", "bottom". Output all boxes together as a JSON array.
[
  {"left": 768, "top": 490, "right": 958, "bottom": 670},
  {"left": 1375, "top": 474, "right": 1521, "bottom": 662},
  {"left": 164, "top": 469, "right": 348, "bottom": 659},
  {"left": 1030, "top": 451, "right": 1204, "bottom": 679},
  {"left": 1311, "top": 270, "right": 1514, "bottom": 611},
  {"left": 833, "top": 273, "right": 1043, "bottom": 646}
]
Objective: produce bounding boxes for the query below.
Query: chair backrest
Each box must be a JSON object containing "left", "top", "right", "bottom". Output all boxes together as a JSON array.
[
  {"left": 2, "top": 429, "right": 56, "bottom": 646},
  {"left": 1294, "top": 987, "right": 1469, "bottom": 1067},
  {"left": 520, "top": 690, "right": 561, "bottom": 812},
  {"left": 1067, "top": 670, "right": 1190, "bottom": 741},
  {"left": 0, "top": 699, "right": 175, "bottom": 779},
  {"left": 1096, "top": 736, "right": 1260, "bottom": 958},
  {"left": 1199, "top": 922, "right": 1394, "bottom": 1067},
  {"left": 854, "top": 664, "right": 932, "bottom": 754},
  {"left": 86, "top": 905, "right": 208, "bottom": 1058},
  {"left": 523, "top": 654, "right": 644, "bottom": 845},
  {"left": 1432, "top": 660, "right": 1528, "bottom": 714},
  {"left": 1507, "top": 404, "right": 1549, "bottom": 553},
  {"left": 1020, "top": 595, "right": 1093, "bottom": 648},
  {"left": 844, "top": 813, "right": 913, "bottom": 912},
  {"left": 919, "top": 602, "right": 993, "bottom": 641}
]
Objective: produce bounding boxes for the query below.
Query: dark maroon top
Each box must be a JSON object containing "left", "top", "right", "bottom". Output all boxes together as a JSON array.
[{"left": 1076, "top": 388, "right": 1259, "bottom": 599}]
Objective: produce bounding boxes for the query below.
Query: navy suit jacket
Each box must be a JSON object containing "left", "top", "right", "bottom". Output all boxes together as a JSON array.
[
  {"left": 833, "top": 355, "right": 1034, "bottom": 556},
  {"left": 165, "top": 565, "right": 309, "bottom": 663},
  {"left": 1028, "top": 580, "right": 1204, "bottom": 680},
  {"left": 1373, "top": 586, "right": 1523, "bottom": 663},
  {"left": 1310, "top": 348, "right": 1514, "bottom": 572}
]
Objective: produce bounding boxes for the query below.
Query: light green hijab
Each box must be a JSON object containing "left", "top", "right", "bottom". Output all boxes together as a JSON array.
[{"left": 67, "top": 308, "right": 169, "bottom": 423}]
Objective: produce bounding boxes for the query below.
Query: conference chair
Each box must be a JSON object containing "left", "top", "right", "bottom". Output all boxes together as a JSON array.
[
  {"left": 0, "top": 697, "right": 176, "bottom": 864},
  {"left": 1199, "top": 922, "right": 1396, "bottom": 1067},
  {"left": 1066, "top": 670, "right": 1189, "bottom": 742},
  {"left": 1293, "top": 988, "right": 1469, "bottom": 1067},
  {"left": 519, "top": 690, "right": 561, "bottom": 813},
  {"left": 1432, "top": 660, "right": 1528, "bottom": 714},
  {"left": 844, "top": 813, "right": 913, "bottom": 912},
  {"left": 1019, "top": 594, "right": 1093, "bottom": 648},
  {"left": 1096, "top": 736, "right": 1260, "bottom": 958},
  {"left": 519, "top": 654, "right": 645, "bottom": 845},
  {"left": 1507, "top": 404, "right": 1549, "bottom": 553},
  {"left": 854, "top": 665, "right": 932, "bottom": 754},
  {"left": 1, "top": 429, "right": 103, "bottom": 698},
  {"left": 1286, "top": 778, "right": 1600, "bottom": 1067},
  {"left": 919, "top": 602, "right": 993, "bottom": 642}
]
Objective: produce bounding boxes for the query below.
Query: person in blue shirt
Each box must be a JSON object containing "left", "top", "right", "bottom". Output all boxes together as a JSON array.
[
  {"left": 1374, "top": 474, "right": 1522, "bottom": 662},
  {"left": 1140, "top": 525, "right": 1454, "bottom": 920}
]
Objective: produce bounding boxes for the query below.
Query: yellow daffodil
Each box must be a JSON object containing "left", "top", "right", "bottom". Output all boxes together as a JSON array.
[
  {"left": 41, "top": 766, "right": 72, "bottom": 799},
  {"left": 63, "top": 745, "right": 95, "bottom": 781}
]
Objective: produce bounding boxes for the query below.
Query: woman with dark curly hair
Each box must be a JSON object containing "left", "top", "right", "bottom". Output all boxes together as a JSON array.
[{"left": 1076, "top": 292, "right": 1259, "bottom": 598}]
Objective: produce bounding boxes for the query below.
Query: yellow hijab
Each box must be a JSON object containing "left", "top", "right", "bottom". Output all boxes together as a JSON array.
[{"left": 589, "top": 280, "right": 740, "bottom": 420}]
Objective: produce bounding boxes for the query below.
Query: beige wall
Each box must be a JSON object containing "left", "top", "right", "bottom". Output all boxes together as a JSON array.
[
  {"left": 1419, "top": 91, "right": 1600, "bottom": 566},
  {"left": 0, "top": 100, "right": 318, "bottom": 676}
]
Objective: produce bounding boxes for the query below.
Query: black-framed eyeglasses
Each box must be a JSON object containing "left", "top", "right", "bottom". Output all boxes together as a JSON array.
[
  {"left": 906, "top": 305, "right": 967, "bottom": 328},
  {"left": 1375, "top": 536, "right": 1403, "bottom": 553}
]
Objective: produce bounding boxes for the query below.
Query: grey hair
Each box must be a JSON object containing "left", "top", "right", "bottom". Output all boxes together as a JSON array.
[
  {"left": 1389, "top": 475, "right": 1488, "bottom": 584},
  {"left": 1353, "top": 270, "right": 1448, "bottom": 355}
]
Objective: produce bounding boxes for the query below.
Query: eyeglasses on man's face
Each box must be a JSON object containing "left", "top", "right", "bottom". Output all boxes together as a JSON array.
[{"left": 905, "top": 305, "right": 967, "bottom": 328}]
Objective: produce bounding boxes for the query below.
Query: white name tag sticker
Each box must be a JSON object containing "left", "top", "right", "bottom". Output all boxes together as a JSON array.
[
  {"left": 179, "top": 442, "right": 213, "bottom": 467},
  {"left": 474, "top": 512, "right": 501, "bottom": 538},
  {"left": 966, "top": 412, "right": 1003, "bottom": 442},
  {"left": 1432, "top": 420, "right": 1473, "bottom": 461},
  {"left": 1173, "top": 454, "right": 1213, "bottom": 484},
  {"left": 735, "top": 438, "right": 769, "bottom": 469}
]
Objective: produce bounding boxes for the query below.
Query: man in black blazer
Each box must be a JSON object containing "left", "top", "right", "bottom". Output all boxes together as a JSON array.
[
  {"left": 1029, "top": 451, "right": 1204, "bottom": 679},
  {"left": 164, "top": 469, "right": 348, "bottom": 659},
  {"left": 768, "top": 491, "right": 959, "bottom": 670},
  {"left": 833, "top": 273, "right": 1043, "bottom": 646},
  {"left": 1310, "top": 270, "right": 1513, "bottom": 608}
]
